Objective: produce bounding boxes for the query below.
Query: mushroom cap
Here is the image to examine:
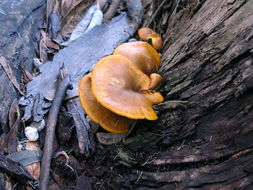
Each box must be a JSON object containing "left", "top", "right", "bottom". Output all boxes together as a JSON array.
[
  {"left": 91, "top": 54, "right": 164, "bottom": 120},
  {"left": 79, "top": 73, "right": 133, "bottom": 133},
  {"left": 113, "top": 41, "right": 161, "bottom": 75},
  {"left": 138, "top": 28, "right": 163, "bottom": 50},
  {"left": 149, "top": 73, "right": 163, "bottom": 90}
]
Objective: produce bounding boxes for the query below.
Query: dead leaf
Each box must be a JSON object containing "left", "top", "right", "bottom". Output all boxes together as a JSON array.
[
  {"left": 74, "top": 175, "right": 92, "bottom": 190},
  {"left": 25, "top": 141, "right": 41, "bottom": 180},
  {"left": 0, "top": 99, "right": 20, "bottom": 154},
  {"left": 46, "top": 0, "right": 57, "bottom": 24},
  {"left": 104, "top": 0, "right": 122, "bottom": 22},
  {"left": 0, "top": 155, "right": 34, "bottom": 183},
  {"left": 61, "top": 4, "right": 103, "bottom": 46},
  {"left": 39, "top": 30, "right": 60, "bottom": 62},
  {"left": 41, "top": 30, "right": 60, "bottom": 50},
  {"left": 0, "top": 103, "right": 23, "bottom": 168},
  {"left": 60, "top": 0, "right": 94, "bottom": 36},
  {"left": 59, "top": 0, "right": 82, "bottom": 18},
  {"left": 39, "top": 39, "right": 49, "bottom": 63},
  {"left": 19, "top": 64, "right": 34, "bottom": 83},
  {"left": 96, "top": 132, "right": 127, "bottom": 145},
  {"left": 51, "top": 172, "right": 65, "bottom": 189},
  {"left": 0, "top": 56, "right": 24, "bottom": 95},
  {"left": 97, "top": 0, "right": 108, "bottom": 11},
  {"left": 8, "top": 99, "right": 19, "bottom": 129},
  {"left": 48, "top": 183, "right": 61, "bottom": 190}
]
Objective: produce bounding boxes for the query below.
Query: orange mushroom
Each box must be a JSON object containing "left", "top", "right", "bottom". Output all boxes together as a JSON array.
[
  {"left": 138, "top": 28, "right": 163, "bottom": 50},
  {"left": 91, "top": 54, "right": 164, "bottom": 120},
  {"left": 79, "top": 73, "right": 133, "bottom": 133},
  {"left": 113, "top": 41, "right": 161, "bottom": 75},
  {"left": 149, "top": 73, "right": 163, "bottom": 91}
]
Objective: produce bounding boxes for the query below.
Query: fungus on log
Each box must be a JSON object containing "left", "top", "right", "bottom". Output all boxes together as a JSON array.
[
  {"left": 113, "top": 41, "right": 161, "bottom": 75},
  {"left": 79, "top": 73, "right": 132, "bottom": 133},
  {"left": 93, "top": 0, "right": 253, "bottom": 189},
  {"left": 91, "top": 54, "right": 164, "bottom": 120},
  {"left": 149, "top": 73, "right": 163, "bottom": 91},
  {"left": 138, "top": 27, "right": 163, "bottom": 50}
]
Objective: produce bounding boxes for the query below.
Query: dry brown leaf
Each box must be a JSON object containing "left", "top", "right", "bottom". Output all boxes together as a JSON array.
[
  {"left": 19, "top": 64, "right": 34, "bottom": 83},
  {"left": 39, "top": 39, "right": 49, "bottom": 63},
  {"left": 0, "top": 56, "right": 24, "bottom": 95},
  {"left": 0, "top": 99, "right": 20, "bottom": 154},
  {"left": 25, "top": 141, "right": 41, "bottom": 180},
  {"left": 39, "top": 30, "right": 60, "bottom": 62},
  {"left": 59, "top": 0, "right": 82, "bottom": 18},
  {"left": 60, "top": 0, "right": 94, "bottom": 36},
  {"left": 41, "top": 30, "right": 60, "bottom": 50},
  {"left": 8, "top": 99, "right": 19, "bottom": 130}
]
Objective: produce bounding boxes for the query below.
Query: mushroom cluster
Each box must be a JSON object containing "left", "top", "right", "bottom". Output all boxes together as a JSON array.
[{"left": 78, "top": 28, "right": 164, "bottom": 133}]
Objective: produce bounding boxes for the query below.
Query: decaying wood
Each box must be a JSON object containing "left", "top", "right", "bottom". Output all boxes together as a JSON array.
[
  {"left": 90, "top": 0, "right": 253, "bottom": 189},
  {"left": 2, "top": 0, "right": 252, "bottom": 189},
  {"left": 40, "top": 72, "right": 71, "bottom": 190},
  {"left": 66, "top": 98, "right": 95, "bottom": 155}
]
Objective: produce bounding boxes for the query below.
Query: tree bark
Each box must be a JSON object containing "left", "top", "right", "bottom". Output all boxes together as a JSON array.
[{"left": 94, "top": 0, "right": 253, "bottom": 189}]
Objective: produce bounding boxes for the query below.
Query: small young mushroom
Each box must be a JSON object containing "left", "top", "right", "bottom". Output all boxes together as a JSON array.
[
  {"left": 91, "top": 54, "right": 164, "bottom": 120},
  {"left": 138, "top": 27, "right": 163, "bottom": 50},
  {"left": 79, "top": 73, "right": 133, "bottom": 133},
  {"left": 149, "top": 73, "right": 163, "bottom": 91},
  {"left": 113, "top": 41, "right": 161, "bottom": 75}
]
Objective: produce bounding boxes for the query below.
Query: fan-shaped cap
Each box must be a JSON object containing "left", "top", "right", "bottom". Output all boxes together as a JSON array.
[
  {"left": 91, "top": 55, "right": 164, "bottom": 120},
  {"left": 113, "top": 41, "right": 161, "bottom": 75},
  {"left": 138, "top": 28, "right": 163, "bottom": 50},
  {"left": 79, "top": 73, "right": 133, "bottom": 133}
]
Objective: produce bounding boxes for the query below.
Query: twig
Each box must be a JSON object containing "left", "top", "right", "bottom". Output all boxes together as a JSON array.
[
  {"left": 145, "top": 0, "right": 172, "bottom": 27},
  {"left": 104, "top": 0, "right": 123, "bottom": 22},
  {"left": 136, "top": 171, "right": 143, "bottom": 183},
  {"left": 39, "top": 70, "right": 71, "bottom": 190}
]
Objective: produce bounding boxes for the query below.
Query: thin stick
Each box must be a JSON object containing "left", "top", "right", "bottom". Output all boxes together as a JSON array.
[
  {"left": 104, "top": 0, "right": 122, "bottom": 22},
  {"left": 39, "top": 71, "right": 70, "bottom": 190}
]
